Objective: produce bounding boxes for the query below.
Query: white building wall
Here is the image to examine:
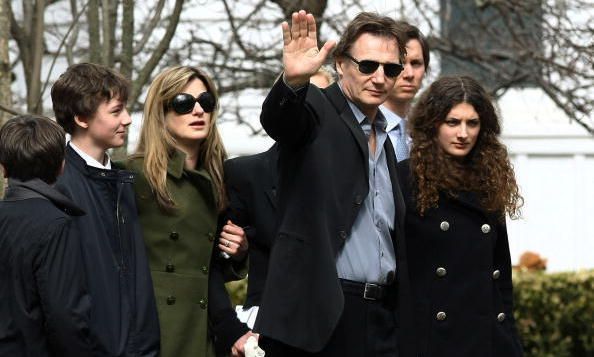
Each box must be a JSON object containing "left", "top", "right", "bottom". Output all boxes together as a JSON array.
[{"left": 501, "top": 89, "right": 594, "bottom": 272}]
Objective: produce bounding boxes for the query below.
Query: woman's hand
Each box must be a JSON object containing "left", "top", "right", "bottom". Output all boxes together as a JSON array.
[{"left": 219, "top": 220, "right": 248, "bottom": 261}]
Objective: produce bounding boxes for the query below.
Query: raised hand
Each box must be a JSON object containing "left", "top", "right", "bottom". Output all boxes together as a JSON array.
[{"left": 282, "top": 10, "right": 335, "bottom": 88}]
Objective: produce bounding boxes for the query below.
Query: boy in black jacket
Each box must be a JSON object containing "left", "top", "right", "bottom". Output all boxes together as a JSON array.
[
  {"left": 0, "top": 115, "right": 93, "bottom": 356},
  {"left": 51, "top": 63, "right": 160, "bottom": 357}
]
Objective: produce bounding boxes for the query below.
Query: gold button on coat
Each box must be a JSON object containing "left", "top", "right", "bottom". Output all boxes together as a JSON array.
[
  {"left": 436, "top": 267, "right": 447, "bottom": 277},
  {"left": 440, "top": 221, "right": 450, "bottom": 231},
  {"left": 436, "top": 311, "right": 447, "bottom": 321},
  {"left": 497, "top": 312, "right": 506, "bottom": 322}
]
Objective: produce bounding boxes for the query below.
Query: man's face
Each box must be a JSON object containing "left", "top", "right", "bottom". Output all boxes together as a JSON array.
[
  {"left": 388, "top": 39, "right": 426, "bottom": 106},
  {"left": 83, "top": 97, "right": 131, "bottom": 150},
  {"left": 336, "top": 33, "right": 399, "bottom": 115}
]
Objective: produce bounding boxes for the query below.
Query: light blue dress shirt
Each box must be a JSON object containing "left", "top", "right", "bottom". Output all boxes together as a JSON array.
[
  {"left": 335, "top": 99, "right": 397, "bottom": 285},
  {"left": 380, "top": 105, "right": 411, "bottom": 162}
]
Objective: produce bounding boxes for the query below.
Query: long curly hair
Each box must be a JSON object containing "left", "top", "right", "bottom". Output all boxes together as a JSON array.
[
  {"left": 133, "top": 66, "right": 227, "bottom": 212},
  {"left": 407, "top": 75, "right": 522, "bottom": 219}
]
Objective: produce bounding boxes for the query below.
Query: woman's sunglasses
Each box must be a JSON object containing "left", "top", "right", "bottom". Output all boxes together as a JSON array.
[
  {"left": 169, "top": 92, "right": 216, "bottom": 114},
  {"left": 344, "top": 54, "right": 404, "bottom": 78}
]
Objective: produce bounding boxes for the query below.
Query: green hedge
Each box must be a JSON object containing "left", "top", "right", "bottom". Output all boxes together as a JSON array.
[
  {"left": 226, "top": 270, "right": 594, "bottom": 356},
  {"left": 514, "top": 270, "right": 594, "bottom": 357}
]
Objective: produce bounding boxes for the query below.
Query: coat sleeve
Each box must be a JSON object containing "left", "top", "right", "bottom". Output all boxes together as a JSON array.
[
  {"left": 208, "top": 239, "right": 250, "bottom": 354},
  {"left": 33, "top": 218, "right": 97, "bottom": 356},
  {"left": 207, "top": 158, "right": 253, "bottom": 353},
  {"left": 260, "top": 77, "right": 317, "bottom": 146}
]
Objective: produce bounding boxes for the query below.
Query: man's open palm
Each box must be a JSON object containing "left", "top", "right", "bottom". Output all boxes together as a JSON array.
[{"left": 282, "top": 10, "right": 335, "bottom": 88}]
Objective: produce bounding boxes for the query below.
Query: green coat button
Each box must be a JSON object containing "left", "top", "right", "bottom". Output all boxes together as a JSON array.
[
  {"left": 166, "top": 263, "right": 175, "bottom": 273},
  {"left": 201, "top": 266, "right": 208, "bottom": 274},
  {"left": 199, "top": 299, "right": 207, "bottom": 309},
  {"left": 207, "top": 232, "right": 214, "bottom": 242},
  {"left": 170, "top": 231, "right": 179, "bottom": 240},
  {"left": 166, "top": 296, "right": 176, "bottom": 305}
]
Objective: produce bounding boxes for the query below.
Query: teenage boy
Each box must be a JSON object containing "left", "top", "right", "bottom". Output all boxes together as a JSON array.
[
  {"left": 51, "top": 63, "right": 160, "bottom": 356},
  {"left": 0, "top": 115, "right": 92, "bottom": 356}
]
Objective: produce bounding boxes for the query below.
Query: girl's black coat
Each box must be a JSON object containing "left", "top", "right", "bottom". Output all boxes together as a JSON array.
[{"left": 397, "top": 159, "right": 523, "bottom": 357}]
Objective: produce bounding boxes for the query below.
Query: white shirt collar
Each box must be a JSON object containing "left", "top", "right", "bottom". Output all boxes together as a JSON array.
[{"left": 69, "top": 142, "right": 112, "bottom": 169}]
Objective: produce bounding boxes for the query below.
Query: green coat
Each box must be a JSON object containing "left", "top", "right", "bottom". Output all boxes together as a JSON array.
[{"left": 125, "top": 150, "right": 217, "bottom": 357}]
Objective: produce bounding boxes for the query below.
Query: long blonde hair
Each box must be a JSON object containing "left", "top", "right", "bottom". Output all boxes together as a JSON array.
[{"left": 134, "top": 66, "right": 227, "bottom": 212}]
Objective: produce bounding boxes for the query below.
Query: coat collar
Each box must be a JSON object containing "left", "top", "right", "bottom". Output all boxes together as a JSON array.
[
  {"left": 4, "top": 178, "right": 85, "bottom": 216},
  {"left": 166, "top": 148, "right": 212, "bottom": 184}
]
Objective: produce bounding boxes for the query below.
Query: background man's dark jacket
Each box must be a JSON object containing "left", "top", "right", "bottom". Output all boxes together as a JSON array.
[
  {"left": 209, "top": 144, "right": 279, "bottom": 353},
  {"left": 0, "top": 178, "right": 93, "bottom": 356},
  {"left": 255, "top": 80, "right": 415, "bottom": 355},
  {"left": 56, "top": 146, "right": 160, "bottom": 357}
]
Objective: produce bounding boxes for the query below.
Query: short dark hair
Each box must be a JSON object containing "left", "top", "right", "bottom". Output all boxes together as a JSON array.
[
  {"left": 0, "top": 115, "right": 66, "bottom": 184},
  {"left": 51, "top": 63, "right": 130, "bottom": 134},
  {"left": 395, "top": 20, "right": 430, "bottom": 71},
  {"left": 334, "top": 12, "right": 406, "bottom": 64}
]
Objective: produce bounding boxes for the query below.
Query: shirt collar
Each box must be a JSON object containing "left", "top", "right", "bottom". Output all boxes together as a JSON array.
[
  {"left": 379, "top": 105, "right": 406, "bottom": 132},
  {"left": 338, "top": 82, "right": 386, "bottom": 129},
  {"left": 68, "top": 142, "right": 112, "bottom": 169}
]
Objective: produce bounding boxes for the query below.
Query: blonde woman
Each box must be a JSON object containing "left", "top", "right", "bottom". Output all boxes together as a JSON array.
[{"left": 125, "top": 66, "right": 247, "bottom": 357}]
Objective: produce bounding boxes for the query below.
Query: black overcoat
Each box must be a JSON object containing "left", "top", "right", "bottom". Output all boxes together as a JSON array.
[
  {"left": 255, "top": 79, "right": 414, "bottom": 355},
  {"left": 397, "top": 159, "right": 523, "bottom": 357}
]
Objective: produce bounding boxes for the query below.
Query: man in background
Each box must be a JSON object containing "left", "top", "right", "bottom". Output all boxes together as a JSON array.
[{"left": 381, "top": 21, "right": 430, "bottom": 161}]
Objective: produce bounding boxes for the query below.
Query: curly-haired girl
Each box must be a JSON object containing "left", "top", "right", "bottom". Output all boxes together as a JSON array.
[{"left": 397, "top": 75, "right": 524, "bottom": 357}]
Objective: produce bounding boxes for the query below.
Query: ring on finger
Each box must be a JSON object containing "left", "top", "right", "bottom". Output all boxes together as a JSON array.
[{"left": 225, "top": 240, "right": 230, "bottom": 247}]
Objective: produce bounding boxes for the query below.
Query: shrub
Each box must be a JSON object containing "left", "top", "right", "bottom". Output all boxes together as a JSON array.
[{"left": 514, "top": 270, "right": 594, "bottom": 357}]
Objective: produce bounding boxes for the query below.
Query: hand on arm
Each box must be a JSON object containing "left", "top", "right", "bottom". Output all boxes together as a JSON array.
[
  {"left": 282, "top": 10, "right": 335, "bottom": 88},
  {"left": 219, "top": 220, "right": 248, "bottom": 261},
  {"left": 231, "top": 331, "right": 260, "bottom": 357}
]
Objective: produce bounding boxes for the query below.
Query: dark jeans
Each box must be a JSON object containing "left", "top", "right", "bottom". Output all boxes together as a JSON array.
[{"left": 259, "top": 286, "right": 399, "bottom": 357}]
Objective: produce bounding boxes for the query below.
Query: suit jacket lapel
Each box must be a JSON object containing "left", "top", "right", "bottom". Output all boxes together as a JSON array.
[
  {"left": 384, "top": 137, "right": 406, "bottom": 231},
  {"left": 322, "top": 83, "right": 368, "bottom": 167}
]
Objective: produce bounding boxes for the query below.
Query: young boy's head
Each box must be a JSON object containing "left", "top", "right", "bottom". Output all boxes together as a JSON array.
[
  {"left": 51, "top": 63, "right": 131, "bottom": 150},
  {"left": 0, "top": 115, "right": 66, "bottom": 184}
]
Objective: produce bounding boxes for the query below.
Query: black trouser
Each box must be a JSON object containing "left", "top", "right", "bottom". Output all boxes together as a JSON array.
[{"left": 259, "top": 281, "right": 399, "bottom": 357}]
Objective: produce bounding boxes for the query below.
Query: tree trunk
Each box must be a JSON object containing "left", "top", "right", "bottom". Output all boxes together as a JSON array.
[
  {"left": 28, "top": 0, "right": 46, "bottom": 114},
  {"left": 111, "top": 0, "right": 135, "bottom": 160},
  {"left": 120, "top": 0, "right": 134, "bottom": 79},
  {"left": 0, "top": 0, "right": 13, "bottom": 127},
  {"left": 270, "top": 0, "right": 327, "bottom": 30},
  {"left": 87, "top": 0, "right": 101, "bottom": 63}
]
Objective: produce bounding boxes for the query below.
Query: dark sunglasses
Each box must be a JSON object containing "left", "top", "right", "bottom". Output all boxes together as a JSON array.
[
  {"left": 344, "top": 54, "right": 404, "bottom": 78},
  {"left": 169, "top": 92, "right": 216, "bottom": 114}
]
